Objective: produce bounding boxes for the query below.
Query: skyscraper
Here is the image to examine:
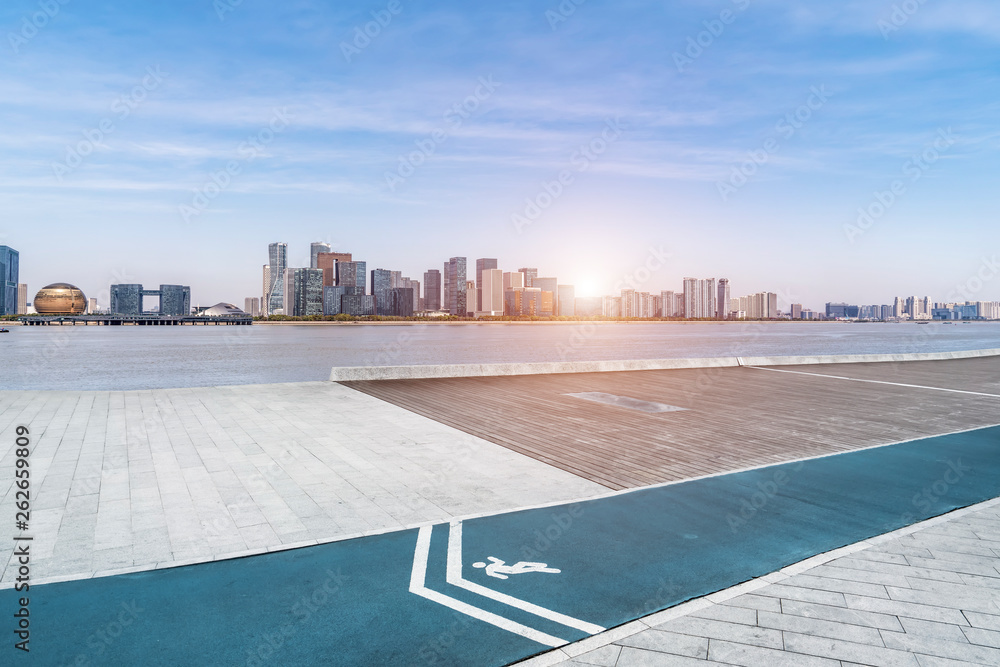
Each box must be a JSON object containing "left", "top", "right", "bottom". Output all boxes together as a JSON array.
[
  {"left": 283, "top": 268, "right": 323, "bottom": 316},
  {"left": 518, "top": 267, "right": 538, "bottom": 288},
  {"left": 533, "top": 277, "right": 558, "bottom": 316},
  {"left": 336, "top": 261, "right": 366, "bottom": 291},
  {"left": 465, "top": 280, "right": 476, "bottom": 318},
  {"left": 717, "top": 278, "right": 730, "bottom": 320},
  {"left": 17, "top": 283, "right": 28, "bottom": 315},
  {"left": 244, "top": 297, "right": 260, "bottom": 317},
  {"left": 316, "top": 251, "right": 352, "bottom": 287},
  {"left": 310, "top": 242, "right": 332, "bottom": 269},
  {"left": 480, "top": 268, "right": 503, "bottom": 315},
  {"left": 424, "top": 269, "right": 441, "bottom": 311},
  {"left": 266, "top": 242, "right": 287, "bottom": 315},
  {"left": 0, "top": 245, "right": 19, "bottom": 316},
  {"left": 446, "top": 257, "right": 467, "bottom": 315},
  {"left": 503, "top": 271, "right": 525, "bottom": 290},
  {"left": 87, "top": 297, "right": 97, "bottom": 314},
  {"left": 475, "top": 258, "right": 498, "bottom": 310},
  {"left": 371, "top": 268, "right": 394, "bottom": 316}
]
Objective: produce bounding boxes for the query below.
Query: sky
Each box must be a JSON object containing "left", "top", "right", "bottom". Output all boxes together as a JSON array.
[{"left": 2, "top": 0, "right": 999, "bottom": 310}]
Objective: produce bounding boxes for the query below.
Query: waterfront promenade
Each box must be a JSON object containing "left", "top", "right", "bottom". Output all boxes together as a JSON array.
[{"left": 1, "top": 353, "right": 998, "bottom": 665}]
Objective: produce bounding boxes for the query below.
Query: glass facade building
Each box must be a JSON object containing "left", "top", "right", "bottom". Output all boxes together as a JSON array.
[
  {"left": 159, "top": 284, "right": 191, "bottom": 316},
  {"left": 446, "top": 257, "right": 467, "bottom": 316},
  {"left": 283, "top": 268, "right": 323, "bottom": 317},
  {"left": 371, "top": 268, "right": 394, "bottom": 315},
  {"left": 423, "top": 269, "right": 441, "bottom": 311},
  {"left": 341, "top": 293, "right": 376, "bottom": 316},
  {"left": 336, "top": 261, "right": 366, "bottom": 290},
  {"left": 110, "top": 284, "right": 143, "bottom": 315},
  {"left": 310, "top": 242, "right": 331, "bottom": 269},
  {"left": 266, "top": 242, "right": 287, "bottom": 315},
  {"left": 0, "top": 245, "right": 19, "bottom": 316}
]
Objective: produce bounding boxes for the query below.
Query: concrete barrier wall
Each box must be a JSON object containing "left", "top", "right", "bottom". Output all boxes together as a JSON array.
[{"left": 329, "top": 347, "right": 1000, "bottom": 382}]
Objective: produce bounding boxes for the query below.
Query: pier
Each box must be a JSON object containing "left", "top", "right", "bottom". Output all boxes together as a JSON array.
[{"left": 17, "top": 314, "right": 253, "bottom": 326}]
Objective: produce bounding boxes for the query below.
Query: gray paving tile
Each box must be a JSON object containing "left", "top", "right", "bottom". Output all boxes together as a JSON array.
[
  {"left": 782, "top": 632, "right": 920, "bottom": 666},
  {"left": 707, "top": 638, "right": 840, "bottom": 667},
  {"left": 881, "top": 631, "right": 1000, "bottom": 664},
  {"left": 617, "top": 629, "right": 708, "bottom": 657}
]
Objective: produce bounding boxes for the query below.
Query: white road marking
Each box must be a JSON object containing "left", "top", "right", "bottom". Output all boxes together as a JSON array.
[
  {"left": 409, "top": 525, "right": 568, "bottom": 648},
  {"left": 447, "top": 521, "right": 606, "bottom": 635},
  {"left": 748, "top": 366, "right": 1000, "bottom": 398}
]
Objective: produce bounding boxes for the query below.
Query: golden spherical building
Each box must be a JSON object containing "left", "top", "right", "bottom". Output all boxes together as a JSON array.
[{"left": 33, "top": 283, "right": 87, "bottom": 315}]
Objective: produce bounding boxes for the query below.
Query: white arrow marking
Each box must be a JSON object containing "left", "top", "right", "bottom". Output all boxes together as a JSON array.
[
  {"left": 409, "top": 525, "right": 568, "bottom": 648},
  {"left": 446, "top": 521, "right": 606, "bottom": 635}
]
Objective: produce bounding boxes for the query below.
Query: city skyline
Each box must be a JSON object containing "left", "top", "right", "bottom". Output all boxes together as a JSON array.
[{"left": 2, "top": 2, "right": 999, "bottom": 307}]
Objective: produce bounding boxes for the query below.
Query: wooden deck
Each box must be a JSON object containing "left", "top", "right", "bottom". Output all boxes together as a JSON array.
[{"left": 342, "top": 356, "right": 1000, "bottom": 490}]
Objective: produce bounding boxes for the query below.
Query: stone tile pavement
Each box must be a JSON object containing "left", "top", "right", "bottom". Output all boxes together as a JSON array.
[
  {"left": 0, "top": 382, "right": 604, "bottom": 586},
  {"left": 525, "top": 499, "right": 1000, "bottom": 667}
]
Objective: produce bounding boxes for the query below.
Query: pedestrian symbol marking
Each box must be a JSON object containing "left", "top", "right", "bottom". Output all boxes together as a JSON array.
[{"left": 472, "top": 557, "right": 562, "bottom": 580}]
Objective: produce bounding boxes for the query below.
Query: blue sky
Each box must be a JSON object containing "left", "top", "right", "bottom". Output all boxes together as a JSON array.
[{"left": 2, "top": 0, "right": 999, "bottom": 309}]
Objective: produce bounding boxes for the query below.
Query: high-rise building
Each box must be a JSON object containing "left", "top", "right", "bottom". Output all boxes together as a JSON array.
[
  {"left": 557, "top": 285, "right": 575, "bottom": 317},
  {"left": 87, "top": 297, "right": 98, "bottom": 314},
  {"left": 341, "top": 293, "right": 376, "bottom": 316},
  {"left": 465, "top": 281, "right": 476, "bottom": 317},
  {"left": 717, "top": 278, "right": 730, "bottom": 320},
  {"left": 159, "top": 285, "right": 191, "bottom": 316},
  {"left": 790, "top": 303, "right": 803, "bottom": 319},
  {"left": 534, "top": 277, "right": 558, "bottom": 315},
  {"left": 336, "top": 261, "right": 366, "bottom": 291},
  {"left": 266, "top": 242, "right": 287, "bottom": 316},
  {"left": 17, "top": 283, "right": 28, "bottom": 315},
  {"left": 262, "top": 265, "right": 271, "bottom": 314},
  {"left": 283, "top": 268, "right": 323, "bottom": 317},
  {"left": 244, "top": 297, "right": 260, "bottom": 317},
  {"left": 310, "top": 242, "right": 332, "bottom": 269},
  {"left": 371, "top": 268, "right": 395, "bottom": 316},
  {"left": 446, "top": 257, "right": 467, "bottom": 315},
  {"left": 620, "top": 289, "right": 638, "bottom": 317},
  {"left": 479, "top": 269, "right": 504, "bottom": 315},
  {"left": 475, "top": 258, "right": 498, "bottom": 311},
  {"left": 518, "top": 267, "right": 538, "bottom": 288},
  {"left": 0, "top": 246, "right": 19, "bottom": 316},
  {"left": 400, "top": 277, "right": 421, "bottom": 312},
  {"left": 661, "top": 291, "right": 677, "bottom": 317},
  {"left": 602, "top": 295, "right": 621, "bottom": 318},
  {"left": 682, "top": 278, "right": 717, "bottom": 319},
  {"left": 316, "top": 252, "right": 353, "bottom": 287},
  {"left": 110, "top": 284, "right": 143, "bottom": 315},
  {"left": 423, "top": 269, "right": 442, "bottom": 311},
  {"left": 386, "top": 287, "right": 415, "bottom": 317},
  {"left": 503, "top": 271, "right": 525, "bottom": 290}
]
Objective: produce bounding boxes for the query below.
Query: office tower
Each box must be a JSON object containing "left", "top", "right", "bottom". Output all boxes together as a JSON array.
[
  {"left": 446, "top": 257, "right": 467, "bottom": 315},
  {"left": 0, "top": 245, "right": 19, "bottom": 316},
  {"left": 790, "top": 303, "right": 803, "bottom": 319},
  {"left": 424, "top": 269, "right": 442, "bottom": 311},
  {"left": 717, "top": 278, "right": 730, "bottom": 320},
  {"left": 316, "top": 252, "right": 353, "bottom": 287},
  {"left": 266, "top": 242, "right": 287, "bottom": 316},
  {"left": 504, "top": 286, "right": 541, "bottom": 316},
  {"left": 283, "top": 268, "right": 323, "bottom": 316},
  {"left": 17, "top": 283, "right": 28, "bottom": 315},
  {"left": 682, "top": 278, "right": 716, "bottom": 319},
  {"left": 159, "top": 285, "right": 191, "bottom": 316},
  {"left": 336, "top": 261, "right": 366, "bottom": 291},
  {"left": 534, "top": 277, "right": 558, "bottom": 315},
  {"left": 386, "top": 287, "right": 415, "bottom": 317},
  {"left": 518, "top": 267, "right": 538, "bottom": 288},
  {"left": 371, "top": 268, "right": 394, "bottom": 316},
  {"left": 503, "top": 271, "right": 525, "bottom": 290},
  {"left": 261, "top": 265, "right": 270, "bottom": 315},
  {"left": 400, "top": 278, "right": 421, "bottom": 312},
  {"left": 825, "top": 303, "right": 860, "bottom": 319},
  {"left": 310, "top": 242, "right": 332, "bottom": 269},
  {"left": 110, "top": 284, "right": 143, "bottom": 315},
  {"left": 87, "top": 297, "right": 98, "bottom": 314},
  {"left": 465, "top": 281, "right": 476, "bottom": 317},
  {"left": 244, "top": 297, "right": 260, "bottom": 317},
  {"left": 341, "top": 293, "right": 376, "bottom": 316},
  {"left": 475, "top": 258, "right": 498, "bottom": 310},
  {"left": 475, "top": 269, "right": 503, "bottom": 315}
]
